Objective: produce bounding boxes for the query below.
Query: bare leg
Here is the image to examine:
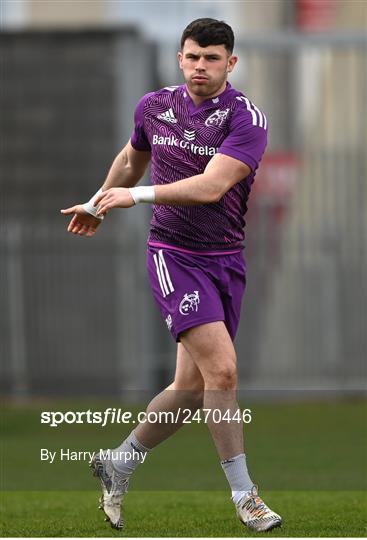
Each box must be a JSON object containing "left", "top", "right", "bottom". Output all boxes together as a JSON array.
[
  {"left": 134, "top": 343, "right": 204, "bottom": 448},
  {"left": 180, "top": 321, "right": 244, "bottom": 460},
  {"left": 92, "top": 349, "right": 204, "bottom": 530}
]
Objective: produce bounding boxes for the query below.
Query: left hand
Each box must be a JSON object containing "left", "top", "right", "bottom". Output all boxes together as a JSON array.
[{"left": 94, "top": 188, "right": 135, "bottom": 215}]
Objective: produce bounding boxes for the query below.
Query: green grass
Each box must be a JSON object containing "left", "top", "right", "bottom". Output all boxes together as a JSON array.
[
  {"left": 1, "top": 490, "right": 366, "bottom": 537},
  {"left": 1, "top": 400, "right": 367, "bottom": 536}
]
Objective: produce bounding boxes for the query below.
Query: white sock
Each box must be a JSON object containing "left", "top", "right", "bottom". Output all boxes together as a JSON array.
[
  {"left": 221, "top": 453, "right": 254, "bottom": 505},
  {"left": 111, "top": 431, "right": 151, "bottom": 477}
]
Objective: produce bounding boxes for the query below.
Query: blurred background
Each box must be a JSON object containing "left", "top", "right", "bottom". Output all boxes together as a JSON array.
[{"left": 1, "top": 0, "right": 366, "bottom": 400}]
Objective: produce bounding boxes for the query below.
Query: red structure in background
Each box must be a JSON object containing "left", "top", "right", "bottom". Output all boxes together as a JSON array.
[
  {"left": 252, "top": 152, "right": 300, "bottom": 223},
  {"left": 246, "top": 152, "right": 301, "bottom": 268},
  {"left": 297, "top": 0, "right": 337, "bottom": 32}
]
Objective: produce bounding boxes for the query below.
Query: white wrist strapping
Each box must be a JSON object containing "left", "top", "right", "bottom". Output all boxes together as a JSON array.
[
  {"left": 129, "top": 185, "right": 155, "bottom": 204},
  {"left": 82, "top": 188, "right": 104, "bottom": 220}
]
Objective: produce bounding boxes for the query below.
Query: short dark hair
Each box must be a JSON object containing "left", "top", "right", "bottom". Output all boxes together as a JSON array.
[{"left": 180, "top": 18, "right": 234, "bottom": 54}]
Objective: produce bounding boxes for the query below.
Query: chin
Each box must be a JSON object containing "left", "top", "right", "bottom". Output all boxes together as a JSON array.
[
  {"left": 193, "top": 88, "right": 209, "bottom": 96},
  {"left": 189, "top": 83, "right": 212, "bottom": 96}
]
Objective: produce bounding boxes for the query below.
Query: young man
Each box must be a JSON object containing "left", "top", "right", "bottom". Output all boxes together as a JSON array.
[{"left": 61, "top": 18, "right": 282, "bottom": 533}]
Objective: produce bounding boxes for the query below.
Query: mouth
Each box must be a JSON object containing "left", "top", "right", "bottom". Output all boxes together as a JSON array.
[{"left": 192, "top": 76, "right": 209, "bottom": 83}]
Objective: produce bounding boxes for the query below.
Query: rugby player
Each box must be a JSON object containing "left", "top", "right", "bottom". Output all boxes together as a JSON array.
[{"left": 61, "top": 18, "right": 282, "bottom": 533}]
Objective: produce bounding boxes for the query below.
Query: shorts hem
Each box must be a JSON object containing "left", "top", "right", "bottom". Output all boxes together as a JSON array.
[{"left": 174, "top": 317, "right": 225, "bottom": 342}]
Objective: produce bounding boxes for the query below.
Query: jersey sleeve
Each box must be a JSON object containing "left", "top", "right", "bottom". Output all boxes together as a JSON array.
[
  {"left": 130, "top": 92, "right": 154, "bottom": 151},
  {"left": 218, "top": 105, "right": 268, "bottom": 172}
]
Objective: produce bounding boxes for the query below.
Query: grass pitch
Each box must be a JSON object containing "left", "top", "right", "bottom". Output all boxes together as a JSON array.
[{"left": 1, "top": 490, "right": 366, "bottom": 537}]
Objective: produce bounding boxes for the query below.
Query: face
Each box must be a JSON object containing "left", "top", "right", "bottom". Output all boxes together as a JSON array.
[{"left": 178, "top": 38, "right": 237, "bottom": 101}]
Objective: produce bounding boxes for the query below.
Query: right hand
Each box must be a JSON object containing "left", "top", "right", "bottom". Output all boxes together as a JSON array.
[{"left": 60, "top": 204, "right": 103, "bottom": 237}]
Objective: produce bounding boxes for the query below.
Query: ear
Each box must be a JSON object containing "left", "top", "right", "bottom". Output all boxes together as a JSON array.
[
  {"left": 177, "top": 51, "right": 183, "bottom": 70},
  {"left": 227, "top": 55, "right": 238, "bottom": 73}
]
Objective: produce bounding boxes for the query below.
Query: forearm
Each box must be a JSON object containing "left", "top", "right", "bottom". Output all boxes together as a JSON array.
[
  {"left": 154, "top": 174, "right": 222, "bottom": 206},
  {"left": 103, "top": 148, "right": 144, "bottom": 190}
]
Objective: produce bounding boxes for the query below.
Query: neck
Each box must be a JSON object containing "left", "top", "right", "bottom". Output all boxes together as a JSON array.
[{"left": 186, "top": 80, "right": 228, "bottom": 106}]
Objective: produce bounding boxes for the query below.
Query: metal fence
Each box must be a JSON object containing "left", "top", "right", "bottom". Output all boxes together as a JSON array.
[
  {"left": 234, "top": 34, "right": 367, "bottom": 393},
  {"left": 1, "top": 30, "right": 366, "bottom": 397}
]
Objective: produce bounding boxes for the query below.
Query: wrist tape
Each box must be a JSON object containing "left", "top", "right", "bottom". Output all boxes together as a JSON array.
[
  {"left": 82, "top": 188, "right": 104, "bottom": 220},
  {"left": 128, "top": 186, "right": 155, "bottom": 204}
]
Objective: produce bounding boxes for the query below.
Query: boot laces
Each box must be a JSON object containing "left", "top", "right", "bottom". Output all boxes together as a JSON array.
[{"left": 242, "top": 485, "right": 270, "bottom": 520}]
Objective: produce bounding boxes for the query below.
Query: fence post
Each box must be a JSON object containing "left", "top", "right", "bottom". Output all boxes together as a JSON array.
[{"left": 7, "top": 222, "right": 28, "bottom": 399}]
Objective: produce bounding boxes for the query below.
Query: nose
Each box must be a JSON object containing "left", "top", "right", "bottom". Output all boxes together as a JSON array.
[{"left": 195, "top": 57, "right": 206, "bottom": 72}]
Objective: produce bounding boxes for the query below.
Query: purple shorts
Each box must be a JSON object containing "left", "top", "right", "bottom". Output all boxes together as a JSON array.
[{"left": 147, "top": 245, "right": 247, "bottom": 342}]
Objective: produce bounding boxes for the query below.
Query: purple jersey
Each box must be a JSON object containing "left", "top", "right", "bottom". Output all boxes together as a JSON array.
[{"left": 131, "top": 83, "right": 268, "bottom": 251}]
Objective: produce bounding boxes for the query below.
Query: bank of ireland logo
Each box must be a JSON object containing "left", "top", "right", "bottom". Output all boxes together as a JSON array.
[
  {"left": 205, "top": 108, "right": 230, "bottom": 127},
  {"left": 184, "top": 129, "right": 195, "bottom": 141},
  {"left": 179, "top": 291, "right": 200, "bottom": 316}
]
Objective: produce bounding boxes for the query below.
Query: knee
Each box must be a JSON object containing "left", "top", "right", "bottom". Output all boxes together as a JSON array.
[{"left": 204, "top": 361, "right": 237, "bottom": 390}]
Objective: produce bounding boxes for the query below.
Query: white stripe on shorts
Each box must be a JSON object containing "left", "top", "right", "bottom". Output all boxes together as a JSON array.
[
  {"left": 158, "top": 250, "right": 174, "bottom": 294},
  {"left": 153, "top": 250, "right": 174, "bottom": 297},
  {"left": 153, "top": 253, "right": 167, "bottom": 297}
]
